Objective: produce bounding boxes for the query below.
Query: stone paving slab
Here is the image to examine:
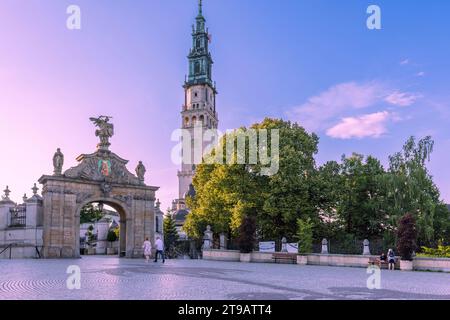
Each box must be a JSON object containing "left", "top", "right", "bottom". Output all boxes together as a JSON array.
[{"left": 0, "top": 257, "right": 449, "bottom": 300}]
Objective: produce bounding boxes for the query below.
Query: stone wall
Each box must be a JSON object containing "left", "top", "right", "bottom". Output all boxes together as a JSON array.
[
  {"left": 202, "top": 249, "right": 450, "bottom": 273},
  {"left": 202, "top": 249, "right": 240, "bottom": 261},
  {"left": 306, "top": 254, "right": 372, "bottom": 268},
  {"left": 251, "top": 251, "right": 274, "bottom": 263},
  {"left": 413, "top": 257, "right": 450, "bottom": 272}
]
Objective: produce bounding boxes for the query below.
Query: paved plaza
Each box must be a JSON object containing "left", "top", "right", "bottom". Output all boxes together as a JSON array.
[{"left": 0, "top": 256, "right": 449, "bottom": 300}]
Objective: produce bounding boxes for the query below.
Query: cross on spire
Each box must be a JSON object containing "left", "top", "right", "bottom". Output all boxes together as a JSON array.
[{"left": 199, "top": 0, "right": 203, "bottom": 15}]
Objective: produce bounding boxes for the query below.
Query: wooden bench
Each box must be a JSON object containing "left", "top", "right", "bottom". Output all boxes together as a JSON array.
[
  {"left": 368, "top": 257, "right": 400, "bottom": 270},
  {"left": 272, "top": 252, "right": 297, "bottom": 264}
]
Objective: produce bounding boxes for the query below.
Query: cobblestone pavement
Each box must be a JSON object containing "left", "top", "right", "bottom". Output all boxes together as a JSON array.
[{"left": 0, "top": 257, "right": 449, "bottom": 300}]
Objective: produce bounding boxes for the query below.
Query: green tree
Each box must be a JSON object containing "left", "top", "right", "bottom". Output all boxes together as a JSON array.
[
  {"left": 336, "top": 153, "right": 387, "bottom": 239},
  {"left": 80, "top": 204, "right": 103, "bottom": 224},
  {"left": 296, "top": 217, "right": 314, "bottom": 254},
  {"left": 163, "top": 214, "right": 179, "bottom": 250},
  {"left": 382, "top": 136, "right": 448, "bottom": 246},
  {"left": 107, "top": 229, "right": 118, "bottom": 248},
  {"left": 184, "top": 118, "right": 320, "bottom": 242}
]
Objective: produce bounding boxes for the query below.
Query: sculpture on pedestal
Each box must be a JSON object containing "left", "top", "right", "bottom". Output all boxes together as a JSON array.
[
  {"left": 53, "top": 148, "right": 64, "bottom": 175},
  {"left": 89, "top": 116, "right": 114, "bottom": 150},
  {"left": 135, "top": 161, "right": 146, "bottom": 183}
]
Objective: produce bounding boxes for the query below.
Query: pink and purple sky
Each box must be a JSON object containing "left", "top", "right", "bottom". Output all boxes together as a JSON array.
[{"left": 1, "top": 0, "right": 449, "bottom": 210}]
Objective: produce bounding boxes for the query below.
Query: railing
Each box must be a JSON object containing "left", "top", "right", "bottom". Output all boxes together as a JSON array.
[
  {"left": 0, "top": 243, "right": 43, "bottom": 259},
  {"left": 9, "top": 206, "right": 26, "bottom": 227},
  {"left": 0, "top": 243, "right": 14, "bottom": 259}
]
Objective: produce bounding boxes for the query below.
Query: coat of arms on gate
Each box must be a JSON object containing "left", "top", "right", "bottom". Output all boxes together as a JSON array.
[{"left": 98, "top": 159, "right": 111, "bottom": 176}]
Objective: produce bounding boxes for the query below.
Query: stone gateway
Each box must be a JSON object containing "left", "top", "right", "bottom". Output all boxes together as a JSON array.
[{"left": 38, "top": 117, "right": 160, "bottom": 258}]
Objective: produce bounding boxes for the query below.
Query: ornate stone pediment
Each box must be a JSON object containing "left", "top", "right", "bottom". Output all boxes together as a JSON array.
[{"left": 64, "top": 150, "right": 142, "bottom": 186}]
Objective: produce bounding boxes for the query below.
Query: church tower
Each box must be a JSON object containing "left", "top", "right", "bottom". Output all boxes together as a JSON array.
[{"left": 178, "top": 0, "right": 218, "bottom": 200}]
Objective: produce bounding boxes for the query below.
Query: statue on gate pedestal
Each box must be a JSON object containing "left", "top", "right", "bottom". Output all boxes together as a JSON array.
[
  {"left": 53, "top": 148, "right": 64, "bottom": 176},
  {"left": 89, "top": 116, "right": 114, "bottom": 151},
  {"left": 135, "top": 161, "right": 146, "bottom": 183}
]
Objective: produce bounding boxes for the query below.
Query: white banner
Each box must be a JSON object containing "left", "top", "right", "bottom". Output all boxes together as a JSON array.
[
  {"left": 287, "top": 243, "right": 298, "bottom": 253},
  {"left": 259, "top": 241, "right": 276, "bottom": 252}
]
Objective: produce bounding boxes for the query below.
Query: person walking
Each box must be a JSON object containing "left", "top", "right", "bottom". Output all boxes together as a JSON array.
[
  {"left": 154, "top": 236, "right": 165, "bottom": 263},
  {"left": 142, "top": 237, "right": 152, "bottom": 263},
  {"left": 387, "top": 248, "right": 396, "bottom": 270}
]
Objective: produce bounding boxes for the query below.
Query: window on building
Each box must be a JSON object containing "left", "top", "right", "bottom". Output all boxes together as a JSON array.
[{"left": 194, "top": 61, "right": 200, "bottom": 74}]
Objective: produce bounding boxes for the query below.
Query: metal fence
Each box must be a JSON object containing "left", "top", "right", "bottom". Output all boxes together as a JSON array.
[
  {"left": 312, "top": 238, "right": 390, "bottom": 255},
  {"left": 9, "top": 206, "right": 26, "bottom": 227}
]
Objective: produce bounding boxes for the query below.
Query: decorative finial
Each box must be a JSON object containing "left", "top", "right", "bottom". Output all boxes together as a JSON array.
[
  {"left": 199, "top": 0, "right": 203, "bottom": 15},
  {"left": 3, "top": 186, "right": 11, "bottom": 200},
  {"left": 23, "top": 194, "right": 28, "bottom": 203},
  {"left": 156, "top": 199, "right": 161, "bottom": 209},
  {"left": 32, "top": 183, "right": 39, "bottom": 195}
]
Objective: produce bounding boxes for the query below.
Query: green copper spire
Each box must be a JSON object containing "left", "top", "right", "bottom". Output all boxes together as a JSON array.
[
  {"left": 185, "top": 0, "right": 215, "bottom": 91},
  {"left": 198, "top": 0, "right": 203, "bottom": 16}
]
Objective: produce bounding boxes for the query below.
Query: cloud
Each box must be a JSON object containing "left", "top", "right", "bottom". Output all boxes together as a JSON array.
[
  {"left": 385, "top": 91, "right": 421, "bottom": 107},
  {"left": 416, "top": 72, "right": 425, "bottom": 77},
  {"left": 289, "top": 82, "right": 384, "bottom": 132},
  {"left": 288, "top": 81, "right": 421, "bottom": 138},
  {"left": 326, "top": 111, "right": 391, "bottom": 139},
  {"left": 400, "top": 59, "right": 410, "bottom": 65}
]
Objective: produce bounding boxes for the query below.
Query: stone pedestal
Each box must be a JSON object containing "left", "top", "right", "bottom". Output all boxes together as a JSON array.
[
  {"left": 219, "top": 233, "right": 227, "bottom": 250},
  {"left": 321, "top": 238, "right": 328, "bottom": 254},
  {"left": 203, "top": 225, "right": 213, "bottom": 250},
  {"left": 25, "top": 197, "right": 43, "bottom": 228},
  {"left": 240, "top": 253, "right": 251, "bottom": 263},
  {"left": 363, "top": 239, "right": 371, "bottom": 255},
  {"left": 281, "top": 237, "right": 288, "bottom": 252},
  {"left": 0, "top": 200, "right": 15, "bottom": 229},
  {"left": 400, "top": 260, "right": 413, "bottom": 271},
  {"left": 297, "top": 255, "right": 308, "bottom": 265}
]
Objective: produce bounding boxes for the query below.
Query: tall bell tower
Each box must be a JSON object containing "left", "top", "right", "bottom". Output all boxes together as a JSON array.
[{"left": 178, "top": 0, "right": 218, "bottom": 199}]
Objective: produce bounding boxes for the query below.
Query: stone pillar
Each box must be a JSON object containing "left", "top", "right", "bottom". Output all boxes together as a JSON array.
[
  {"left": 321, "top": 238, "right": 329, "bottom": 254},
  {"left": 0, "top": 186, "right": 15, "bottom": 229},
  {"left": 219, "top": 233, "right": 227, "bottom": 250},
  {"left": 0, "top": 200, "right": 15, "bottom": 229},
  {"left": 25, "top": 191, "right": 43, "bottom": 228},
  {"left": 363, "top": 239, "right": 371, "bottom": 255},
  {"left": 281, "top": 237, "right": 288, "bottom": 252},
  {"left": 96, "top": 219, "right": 109, "bottom": 254},
  {"left": 203, "top": 225, "right": 213, "bottom": 250}
]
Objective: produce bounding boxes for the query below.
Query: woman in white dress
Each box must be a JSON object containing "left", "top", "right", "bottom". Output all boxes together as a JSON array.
[{"left": 142, "top": 237, "right": 152, "bottom": 263}]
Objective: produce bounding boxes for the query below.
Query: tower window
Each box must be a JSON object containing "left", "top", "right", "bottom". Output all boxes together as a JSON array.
[{"left": 194, "top": 61, "right": 200, "bottom": 74}]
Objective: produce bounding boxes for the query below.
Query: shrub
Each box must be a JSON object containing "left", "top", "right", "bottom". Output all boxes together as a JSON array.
[
  {"left": 419, "top": 241, "right": 450, "bottom": 258},
  {"left": 238, "top": 216, "right": 256, "bottom": 254},
  {"left": 397, "top": 213, "right": 417, "bottom": 261},
  {"left": 107, "top": 229, "right": 118, "bottom": 243},
  {"left": 296, "top": 218, "right": 313, "bottom": 254}
]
